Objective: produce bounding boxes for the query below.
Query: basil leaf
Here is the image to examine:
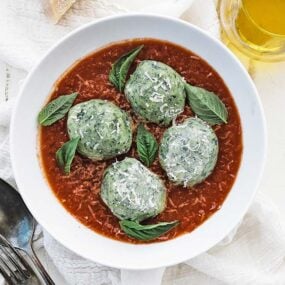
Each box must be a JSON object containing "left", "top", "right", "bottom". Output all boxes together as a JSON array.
[
  {"left": 120, "top": 220, "right": 179, "bottom": 241},
  {"left": 136, "top": 124, "right": 158, "bottom": 167},
  {"left": 109, "top": 45, "right": 144, "bottom": 92},
  {"left": 38, "top": 92, "right": 78, "bottom": 126},
  {"left": 185, "top": 84, "right": 228, "bottom": 125},
  {"left": 56, "top": 137, "right": 80, "bottom": 174}
]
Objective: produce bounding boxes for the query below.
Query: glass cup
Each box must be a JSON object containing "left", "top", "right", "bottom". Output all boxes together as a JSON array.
[{"left": 219, "top": 0, "right": 285, "bottom": 62}]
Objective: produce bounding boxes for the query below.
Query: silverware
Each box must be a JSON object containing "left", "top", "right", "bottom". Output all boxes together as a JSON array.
[
  {"left": 0, "top": 178, "right": 55, "bottom": 285},
  {"left": 0, "top": 234, "right": 39, "bottom": 284}
]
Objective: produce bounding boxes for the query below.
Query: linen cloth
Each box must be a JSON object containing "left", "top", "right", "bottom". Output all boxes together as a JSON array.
[{"left": 0, "top": 0, "right": 285, "bottom": 284}]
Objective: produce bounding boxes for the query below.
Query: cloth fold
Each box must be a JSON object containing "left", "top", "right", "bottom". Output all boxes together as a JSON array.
[
  {"left": 185, "top": 194, "right": 285, "bottom": 284},
  {"left": 0, "top": 0, "right": 285, "bottom": 284},
  {"left": 0, "top": 0, "right": 193, "bottom": 71}
]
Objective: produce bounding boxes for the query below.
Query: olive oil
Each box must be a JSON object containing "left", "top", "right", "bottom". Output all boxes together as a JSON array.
[{"left": 235, "top": 0, "right": 285, "bottom": 53}]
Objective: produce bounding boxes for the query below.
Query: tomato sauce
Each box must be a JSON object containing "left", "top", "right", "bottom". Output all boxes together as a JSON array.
[{"left": 40, "top": 39, "right": 243, "bottom": 243}]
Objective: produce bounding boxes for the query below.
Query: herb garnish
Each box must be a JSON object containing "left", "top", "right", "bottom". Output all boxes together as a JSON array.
[
  {"left": 119, "top": 220, "right": 179, "bottom": 241},
  {"left": 185, "top": 84, "right": 228, "bottom": 125},
  {"left": 38, "top": 92, "right": 78, "bottom": 126},
  {"left": 136, "top": 124, "right": 158, "bottom": 167},
  {"left": 56, "top": 137, "right": 80, "bottom": 174},
  {"left": 109, "top": 45, "right": 144, "bottom": 92}
]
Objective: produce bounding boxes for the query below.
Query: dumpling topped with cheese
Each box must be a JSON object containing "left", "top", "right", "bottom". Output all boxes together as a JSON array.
[
  {"left": 101, "top": 158, "right": 166, "bottom": 222},
  {"left": 67, "top": 99, "right": 132, "bottom": 161},
  {"left": 159, "top": 117, "right": 219, "bottom": 187},
  {"left": 125, "top": 60, "right": 186, "bottom": 126}
]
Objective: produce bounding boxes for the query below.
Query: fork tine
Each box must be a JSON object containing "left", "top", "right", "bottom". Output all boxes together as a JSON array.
[
  {"left": 0, "top": 254, "right": 22, "bottom": 282},
  {"left": 0, "top": 245, "right": 30, "bottom": 279},
  {"left": 0, "top": 262, "right": 15, "bottom": 285},
  {"left": 0, "top": 234, "right": 33, "bottom": 276}
]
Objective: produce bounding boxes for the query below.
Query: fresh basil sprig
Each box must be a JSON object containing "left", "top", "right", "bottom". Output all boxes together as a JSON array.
[
  {"left": 120, "top": 220, "right": 179, "bottom": 241},
  {"left": 38, "top": 92, "right": 78, "bottom": 126},
  {"left": 185, "top": 84, "right": 228, "bottom": 125},
  {"left": 56, "top": 137, "right": 80, "bottom": 174},
  {"left": 109, "top": 45, "right": 144, "bottom": 92},
  {"left": 136, "top": 124, "right": 158, "bottom": 167}
]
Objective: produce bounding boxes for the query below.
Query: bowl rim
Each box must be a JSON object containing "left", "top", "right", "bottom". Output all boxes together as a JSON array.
[{"left": 10, "top": 13, "right": 267, "bottom": 270}]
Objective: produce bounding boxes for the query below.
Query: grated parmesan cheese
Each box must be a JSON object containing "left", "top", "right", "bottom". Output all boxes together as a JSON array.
[
  {"left": 67, "top": 99, "right": 132, "bottom": 161},
  {"left": 125, "top": 60, "right": 186, "bottom": 125},
  {"left": 159, "top": 117, "right": 219, "bottom": 187},
  {"left": 100, "top": 158, "right": 166, "bottom": 222}
]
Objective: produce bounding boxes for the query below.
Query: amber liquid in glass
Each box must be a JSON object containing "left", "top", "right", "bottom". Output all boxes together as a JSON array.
[{"left": 235, "top": 0, "right": 285, "bottom": 53}]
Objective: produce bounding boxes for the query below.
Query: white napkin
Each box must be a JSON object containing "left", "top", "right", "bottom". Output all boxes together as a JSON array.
[
  {"left": 0, "top": 0, "right": 193, "bottom": 71},
  {"left": 1, "top": 0, "right": 285, "bottom": 284}
]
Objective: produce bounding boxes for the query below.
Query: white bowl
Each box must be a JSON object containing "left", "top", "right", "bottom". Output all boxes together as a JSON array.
[{"left": 10, "top": 14, "right": 267, "bottom": 270}]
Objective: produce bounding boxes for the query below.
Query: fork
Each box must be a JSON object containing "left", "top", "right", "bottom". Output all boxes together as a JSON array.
[
  {"left": 0, "top": 234, "right": 38, "bottom": 285},
  {"left": 0, "top": 179, "right": 55, "bottom": 284}
]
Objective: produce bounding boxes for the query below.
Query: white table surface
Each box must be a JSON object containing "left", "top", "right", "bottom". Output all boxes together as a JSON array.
[{"left": 0, "top": 53, "right": 285, "bottom": 283}]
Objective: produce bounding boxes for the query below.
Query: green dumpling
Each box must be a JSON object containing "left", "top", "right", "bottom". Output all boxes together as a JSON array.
[
  {"left": 159, "top": 117, "right": 219, "bottom": 187},
  {"left": 67, "top": 99, "right": 132, "bottom": 161},
  {"left": 101, "top": 158, "right": 166, "bottom": 222},
  {"left": 125, "top": 60, "right": 186, "bottom": 125}
]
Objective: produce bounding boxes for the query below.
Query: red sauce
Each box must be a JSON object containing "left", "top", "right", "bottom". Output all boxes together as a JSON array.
[{"left": 40, "top": 39, "right": 242, "bottom": 243}]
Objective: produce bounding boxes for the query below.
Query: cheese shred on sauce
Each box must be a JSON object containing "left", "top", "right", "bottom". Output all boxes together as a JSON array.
[{"left": 40, "top": 38, "right": 242, "bottom": 244}]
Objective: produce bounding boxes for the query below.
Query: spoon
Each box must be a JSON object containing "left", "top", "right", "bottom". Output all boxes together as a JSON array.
[{"left": 0, "top": 178, "right": 55, "bottom": 285}]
